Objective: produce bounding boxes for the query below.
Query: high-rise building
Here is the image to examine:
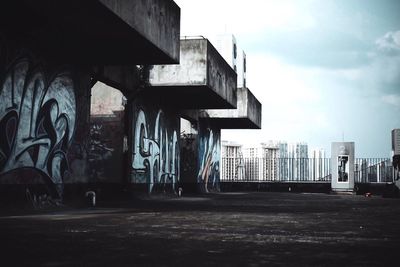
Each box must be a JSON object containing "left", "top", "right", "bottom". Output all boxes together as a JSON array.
[
  {"left": 278, "top": 142, "right": 288, "bottom": 180},
  {"left": 221, "top": 141, "right": 244, "bottom": 181},
  {"left": 278, "top": 142, "right": 309, "bottom": 181},
  {"left": 242, "top": 142, "right": 280, "bottom": 181},
  {"left": 243, "top": 145, "right": 263, "bottom": 181},
  {"left": 261, "top": 142, "right": 279, "bottom": 181}
]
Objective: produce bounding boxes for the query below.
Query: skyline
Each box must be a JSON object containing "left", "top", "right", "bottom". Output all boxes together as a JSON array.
[{"left": 174, "top": 0, "right": 400, "bottom": 158}]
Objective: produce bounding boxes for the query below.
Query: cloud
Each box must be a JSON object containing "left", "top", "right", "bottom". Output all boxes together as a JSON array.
[
  {"left": 375, "top": 31, "right": 400, "bottom": 54},
  {"left": 382, "top": 94, "right": 400, "bottom": 108}
]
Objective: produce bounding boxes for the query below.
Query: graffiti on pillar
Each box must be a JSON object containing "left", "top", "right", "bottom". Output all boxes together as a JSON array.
[
  {"left": 198, "top": 126, "right": 220, "bottom": 192},
  {"left": 0, "top": 58, "right": 76, "bottom": 198},
  {"left": 132, "top": 109, "right": 179, "bottom": 193}
]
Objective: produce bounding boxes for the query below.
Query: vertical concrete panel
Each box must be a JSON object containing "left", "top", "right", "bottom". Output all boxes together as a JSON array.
[
  {"left": 130, "top": 96, "right": 180, "bottom": 194},
  {"left": 198, "top": 120, "right": 221, "bottom": 192},
  {"left": 331, "top": 142, "right": 355, "bottom": 192},
  {"left": 180, "top": 131, "right": 198, "bottom": 192}
]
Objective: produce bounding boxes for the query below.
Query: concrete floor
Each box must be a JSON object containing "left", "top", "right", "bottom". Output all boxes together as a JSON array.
[{"left": 0, "top": 192, "right": 399, "bottom": 266}]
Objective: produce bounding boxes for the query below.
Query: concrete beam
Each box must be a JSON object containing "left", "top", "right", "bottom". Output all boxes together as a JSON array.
[
  {"left": 0, "top": 0, "right": 180, "bottom": 64},
  {"left": 148, "top": 38, "right": 237, "bottom": 109},
  {"left": 199, "top": 87, "right": 262, "bottom": 129},
  {"left": 93, "top": 65, "right": 140, "bottom": 95}
]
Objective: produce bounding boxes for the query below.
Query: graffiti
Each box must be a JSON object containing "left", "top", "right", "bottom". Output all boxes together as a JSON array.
[
  {"left": 0, "top": 58, "right": 76, "bottom": 198},
  {"left": 132, "top": 109, "right": 179, "bottom": 193},
  {"left": 88, "top": 123, "right": 114, "bottom": 182},
  {"left": 198, "top": 127, "right": 220, "bottom": 192}
]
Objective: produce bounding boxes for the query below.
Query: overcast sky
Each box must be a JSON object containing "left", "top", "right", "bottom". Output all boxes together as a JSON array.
[{"left": 174, "top": 0, "right": 400, "bottom": 157}]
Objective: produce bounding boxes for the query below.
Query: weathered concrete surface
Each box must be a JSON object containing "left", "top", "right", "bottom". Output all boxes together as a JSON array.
[
  {"left": 93, "top": 65, "right": 141, "bottom": 94},
  {"left": 149, "top": 38, "right": 237, "bottom": 109},
  {"left": 199, "top": 87, "right": 262, "bottom": 129},
  {"left": 100, "top": 0, "right": 180, "bottom": 63},
  {"left": 0, "top": 0, "right": 180, "bottom": 64},
  {"left": 1, "top": 192, "right": 399, "bottom": 266}
]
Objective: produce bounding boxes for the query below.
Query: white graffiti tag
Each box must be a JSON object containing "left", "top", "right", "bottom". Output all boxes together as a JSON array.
[
  {"left": 0, "top": 58, "right": 76, "bottom": 197},
  {"left": 132, "top": 109, "right": 179, "bottom": 193}
]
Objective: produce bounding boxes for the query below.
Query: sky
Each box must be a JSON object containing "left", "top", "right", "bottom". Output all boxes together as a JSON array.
[{"left": 174, "top": 0, "right": 400, "bottom": 158}]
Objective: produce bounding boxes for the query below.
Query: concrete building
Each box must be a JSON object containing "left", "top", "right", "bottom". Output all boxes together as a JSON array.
[
  {"left": 0, "top": 2, "right": 262, "bottom": 202},
  {"left": 0, "top": 0, "right": 184, "bottom": 202},
  {"left": 392, "top": 129, "right": 400, "bottom": 156},
  {"left": 243, "top": 145, "right": 264, "bottom": 181},
  {"left": 278, "top": 142, "right": 309, "bottom": 181},
  {"left": 264, "top": 142, "right": 280, "bottom": 181},
  {"left": 211, "top": 33, "right": 247, "bottom": 89},
  {"left": 221, "top": 141, "right": 244, "bottom": 181},
  {"left": 241, "top": 142, "right": 279, "bottom": 181},
  {"left": 212, "top": 34, "right": 238, "bottom": 73},
  {"left": 148, "top": 36, "right": 262, "bottom": 192},
  {"left": 392, "top": 129, "right": 400, "bottom": 189}
]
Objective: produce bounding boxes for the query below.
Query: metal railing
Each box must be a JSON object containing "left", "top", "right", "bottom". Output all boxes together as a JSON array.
[
  {"left": 355, "top": 158, "right": 394, "bottom": 183},
  {"left": 221, "top": 157, "right": 394, "bottom": 183}
]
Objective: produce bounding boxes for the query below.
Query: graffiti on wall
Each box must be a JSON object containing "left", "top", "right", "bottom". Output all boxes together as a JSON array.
[
  {"left": 198, "top": 126, "right": 220, "bottom": 192},
  {"left": 88, "top": 123, "right": 114, "bottom": 182},
  {"left": 0, "top": 58, "right": 76, "bottom": 198},
  {"left": 132, "top": 109, "right": 179, "bottom": 193}
]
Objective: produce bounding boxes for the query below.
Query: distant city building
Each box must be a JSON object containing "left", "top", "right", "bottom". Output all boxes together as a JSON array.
[
  {"left": 243, "top": 144, "right": 264, "bottom": 181},
  {"left": 242, "top": 141, "right": 280, "bottom": 181},
  {"left": 278, "top": 142, "right": 288, "bottom": 180},
  {"left": 221, "top": 141, "right": 244, "bottom": 181},
  {"left": 261, "top": 142, "right": 279, "bottom": 181},
  {"left": 278, "top": 142, "right": 309, "bottom": 181}
]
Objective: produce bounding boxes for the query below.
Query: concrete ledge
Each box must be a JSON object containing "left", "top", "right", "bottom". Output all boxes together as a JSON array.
[
  {"left": 199, "top": 87, "right": 262, "bottom": 129},
  {"left": 0, "top": 0, "right": 180, "bottom": 64},
  {"left": 149, "top": 38, "right": 237, "bottom": 109}
]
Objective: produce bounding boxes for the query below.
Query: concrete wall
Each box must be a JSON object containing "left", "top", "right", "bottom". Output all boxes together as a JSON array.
[
  {"left": 100, "top": 0, "right": 180, "bottom": 63},
  {"left": 202, "top": 87, "right": 262, "bottom": 129},
  {"left": 206, "top": 40, "right": 237, "bottom": 109},
  {"left": 0, "top": 38, "right": 92, "bottom": 200},
  {"left": 0, "top": 0, "right": 180, "bottom": 64},
  {"left": 331, "top": 142, "right": 355, "bottom": 192},
  {"left": 130, "top": 95, "right": 180, "bottom": 194},
  {"left": 0, "top": 1, "right": 182, "bottom": 203},
  {"left": 197, "top": 120, "right": 221, "bottom": 192},
  {"left": 149, "top": 38, "right": 237, "bottom": 109}
]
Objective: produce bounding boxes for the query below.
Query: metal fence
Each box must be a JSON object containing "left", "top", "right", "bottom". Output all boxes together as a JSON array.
[
  {"left": 355, "top": 158, "right": 393, "bottom": 183},
  {"left": 221, "top": 157, "right": 394, "bottom": 183}
]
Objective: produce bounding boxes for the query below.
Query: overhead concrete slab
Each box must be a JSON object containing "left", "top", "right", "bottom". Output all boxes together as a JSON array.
[
  {"left": 199, "top": 87, "right": 262, "bottom": 129},
  {"left": 0, "top": 0, "right": 180, "bottom": 64},
  {"left": 148, "top": 38, "right": 237, "bottom": 109}
]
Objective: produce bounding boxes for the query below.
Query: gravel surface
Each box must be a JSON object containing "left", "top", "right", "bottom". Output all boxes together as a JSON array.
[{"left": 0, "top": 192, "right": 399, "bottom": 266}]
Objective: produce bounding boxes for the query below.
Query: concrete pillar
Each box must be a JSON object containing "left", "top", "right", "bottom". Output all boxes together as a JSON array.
[
  {"left": 197, "top": 120, "right": 221, "bottom": 193},
  {"left": 0, "top": 36, "right": 92, "bottom": 201},
  {"left": 129, "top": 94, "right": 180, "bottom": 194}
]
